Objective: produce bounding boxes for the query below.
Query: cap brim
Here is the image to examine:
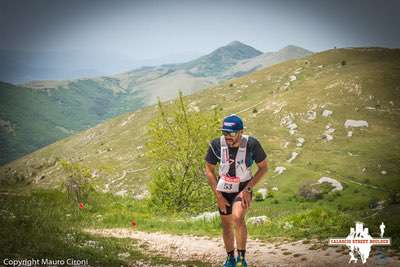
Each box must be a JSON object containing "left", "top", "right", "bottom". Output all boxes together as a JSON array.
[
  {"left": 220, "top": 128, "right": 241, "bottom": 132},
  {"left": 220, "top": 128, "right": 235, "bottom": 132}
]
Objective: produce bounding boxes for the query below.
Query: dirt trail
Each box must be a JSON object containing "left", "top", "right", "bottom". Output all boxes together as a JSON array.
[{"left": 84, "top": 228, "right": 399, "bottom": 267}]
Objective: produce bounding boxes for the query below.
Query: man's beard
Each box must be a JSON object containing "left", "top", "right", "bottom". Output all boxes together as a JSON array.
[{"left": 226, "top": 137, "right": 239, "bottom": 147}]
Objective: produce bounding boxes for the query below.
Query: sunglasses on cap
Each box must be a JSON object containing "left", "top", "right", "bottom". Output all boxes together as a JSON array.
[{"left": 222, "top": 131, "right": 239, "bottom": 137}]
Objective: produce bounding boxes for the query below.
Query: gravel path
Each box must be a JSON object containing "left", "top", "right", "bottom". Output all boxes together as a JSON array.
[{"left": 84, "top": 228, "right": 400, "bottom": 266}]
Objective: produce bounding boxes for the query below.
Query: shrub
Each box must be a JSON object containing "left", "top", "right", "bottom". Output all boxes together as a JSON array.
[
  {"left": 60, "top": 159, "right": 97, "bottom": 204},
  {"left": 325, "top": 194, "right": 334, "bottom": 202},
  {"left": 318, "top": 182, "right": 335, "bottom": 195},
  {"left": 388, "top": 191, "right": 400, "bottom": 205},
  {"left": 332, "top": 191, "right": 342, "bottom": 197},
  {"left": 287, "top": 207, "right": 352, "bottom": 238},
  {"left": 254, "top": 191, "right": 264, "bottom": 201},
  {"left": 145, "top": 92, "right": 220, "bottom": 214},
  {"left": 368, "top": 198, "right": 379, "bottom": 209},
  {"left": 298, "top": 181, "right": 322, "bottom": 200}
]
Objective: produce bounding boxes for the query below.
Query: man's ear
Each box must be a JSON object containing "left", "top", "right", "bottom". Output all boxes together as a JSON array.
[{"left": 238, "top": 130, "right": 243, "bottom": 139}]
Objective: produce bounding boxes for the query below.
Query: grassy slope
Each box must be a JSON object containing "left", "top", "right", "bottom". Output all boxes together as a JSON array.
[
  {"left": 0, "top": 80, "right": 145, "bottom": 165},
  {"left": 1, "top": 47, "right": 400, "bottom": 248},
  {"left": 223, "top": 45, "right": 312, "bottom": 79},
  {"left": 2, "top": 48, "right": 398, "bottom": 191},
  {"left": 1, "top": 44, "right": 309, "bottom": 166}
]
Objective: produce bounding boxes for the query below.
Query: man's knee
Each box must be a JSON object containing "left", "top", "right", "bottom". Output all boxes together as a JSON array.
[
  {"left": 232, "top": 215, "right": 245, "bottom": 228},
  {"left": 220, "top": 216, "right": 233, "bottom": 229}
]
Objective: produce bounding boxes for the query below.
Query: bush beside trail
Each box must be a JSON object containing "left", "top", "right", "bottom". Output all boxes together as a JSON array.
[{"left": 145, "top": 92, "right": 220, "bottom": 214}]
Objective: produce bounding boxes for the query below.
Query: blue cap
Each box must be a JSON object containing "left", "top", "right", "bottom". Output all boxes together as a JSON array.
[{"left": 221, "top": 114, "right": 244, "bottom": 132}]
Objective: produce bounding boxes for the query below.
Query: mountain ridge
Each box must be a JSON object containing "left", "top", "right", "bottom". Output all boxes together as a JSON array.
[
  {"left": 0, "top": 41, "right": 312, "bottom": 165},
  {"left": 21, "top": 42, "right": 307, "bottom": 89},
  {"left": 1, "top": 47, "right": 399, "bottom": 199}
]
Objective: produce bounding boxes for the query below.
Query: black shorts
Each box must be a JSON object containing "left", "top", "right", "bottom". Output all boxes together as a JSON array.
[{"left": 218, "top": 180, "right": 252, "bottom": 215}]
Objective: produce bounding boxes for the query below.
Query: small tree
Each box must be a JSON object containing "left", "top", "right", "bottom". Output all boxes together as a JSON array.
[
  {"left": 145, "top": 92, "right": 220, "bottom": 214},
  {"left": 60, "top": 159, "right": 96, "bottom": 204}
]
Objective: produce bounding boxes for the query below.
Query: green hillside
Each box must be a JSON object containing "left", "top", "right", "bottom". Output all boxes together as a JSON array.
[
  {"left": 1, "top": 47, "right": 400, "bottom": 257},
  {"left": 223, "top": 45, "right": 313, "bottom": 79},
  {"left": 0, "top": 80, "right": 144, "bottom": 165},
  {"left": 2, "top": 47, "right": 398, "bottom": 195},
  {"left": 0, "top": 42, "right": 310, "bottom": 166}
]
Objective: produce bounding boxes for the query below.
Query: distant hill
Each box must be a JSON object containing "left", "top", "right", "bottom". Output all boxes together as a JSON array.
[
  {"left": 178, "top": 41, "right": 263, "bottom": 77},
  {"left": 1, "top": 47, "right": 399, "bottom": 205},
  {"left": 223, "top": 45, "right": 312, "bottom": 78},
  {"left": 0, "top": 80, "right": 144, "bottom": 165},
  {"left": 0, "top": 41, "right": 312, "bottom": 165},
  {"left": 21, "top": 42, "right": 311, "bottom": 104}
]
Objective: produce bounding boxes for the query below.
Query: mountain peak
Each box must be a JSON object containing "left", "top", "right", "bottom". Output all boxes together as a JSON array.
[
  {"left": 179, "top": 41, "right": 262, "bottom": 77},
  {"left": 226, "top": 40, "right": 247, "bottom": 47},
  {"left": 209, "top": 41, "right": 262, "bottom": 61}
]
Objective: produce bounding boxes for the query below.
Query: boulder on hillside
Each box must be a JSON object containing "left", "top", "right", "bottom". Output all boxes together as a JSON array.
[{"left": 344, "top": 120, "right": 368, "bottom": 128}]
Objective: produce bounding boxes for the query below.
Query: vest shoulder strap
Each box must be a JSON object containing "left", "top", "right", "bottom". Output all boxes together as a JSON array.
[
  {"left": 220, "top": 135, "right": 228, "bottom": 147},
  {"left": 239, "top": 135, "right": 249, "bottom": 150}
]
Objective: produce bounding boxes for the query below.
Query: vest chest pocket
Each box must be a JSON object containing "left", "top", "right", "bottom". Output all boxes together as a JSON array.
[{"left": 216, "top": 175, "right": 240, "bottom": 193}]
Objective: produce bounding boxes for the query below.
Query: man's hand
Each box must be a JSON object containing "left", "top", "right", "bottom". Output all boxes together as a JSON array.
[
  {"left": 215, "top": 191, "right": 230, "bottom": 214},
  {"left": 240, "top": 190, "right": 252, "bottom": 209},
  {"left": 241, "top": 159, "right": 268, "bottom": 209},
  {"left": 206, "top": 163, "right": 231, "bottom": 214}
]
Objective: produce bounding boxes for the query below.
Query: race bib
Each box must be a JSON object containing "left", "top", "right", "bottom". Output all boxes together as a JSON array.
[{"left": 216, "top": 175, "right": 240, "bottom": 193}]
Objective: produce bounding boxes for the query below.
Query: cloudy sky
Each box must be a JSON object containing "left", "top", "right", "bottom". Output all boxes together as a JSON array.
[{"left": 0, "top": 0, "right": 399, "bottom": 81}]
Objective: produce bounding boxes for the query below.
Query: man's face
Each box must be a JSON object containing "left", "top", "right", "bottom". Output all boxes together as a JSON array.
[{"left": 224, "top": 130, "right": 242, "bottom": 147}]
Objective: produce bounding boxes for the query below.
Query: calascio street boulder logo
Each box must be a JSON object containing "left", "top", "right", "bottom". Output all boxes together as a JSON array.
[{"left": 329, "top": 222, "right": 391, "bottom": 264}]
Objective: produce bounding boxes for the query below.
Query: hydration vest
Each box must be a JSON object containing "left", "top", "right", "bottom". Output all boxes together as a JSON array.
[{"left": 219, "top": 134, "right": 253, "bottom": 182}]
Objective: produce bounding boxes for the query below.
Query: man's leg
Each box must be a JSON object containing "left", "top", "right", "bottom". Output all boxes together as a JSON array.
[
  {"left": 220, "top": 214, "right": 235, "bottom": 253},
  {"left": 231, "top": 196, "right": 250, "bottom": 251}
]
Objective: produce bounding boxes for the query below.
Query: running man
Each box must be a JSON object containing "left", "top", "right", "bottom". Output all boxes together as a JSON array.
[{"left": 205, "top": 114, "right": 268, "bottom": 267}]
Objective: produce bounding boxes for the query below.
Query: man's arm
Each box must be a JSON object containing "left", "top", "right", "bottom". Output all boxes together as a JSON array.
[
  {"left": 205, "top": 162, "right": 219, "bottom": 196},
  {"left": 241, "top": 159, "right": 268, "bottom": 208},
  {"left": 205, "top": 162, "right": 230, "bottom": 214}
]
